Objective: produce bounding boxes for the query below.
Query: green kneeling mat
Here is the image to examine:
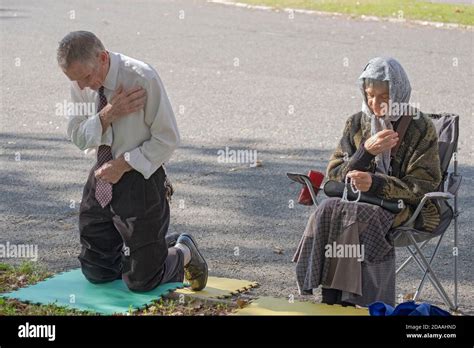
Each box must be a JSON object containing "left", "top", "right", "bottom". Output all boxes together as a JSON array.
[{"left": 1, "top": 268, "right": 184, "bottom": 315}]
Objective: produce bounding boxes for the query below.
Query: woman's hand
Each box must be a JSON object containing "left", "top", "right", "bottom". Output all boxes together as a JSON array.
[
  {"left": 347, "top": 170, "right": 372, "bottom": 192},
  {"left": 365, "top": 129, "right": 399, "bottom": 156}
]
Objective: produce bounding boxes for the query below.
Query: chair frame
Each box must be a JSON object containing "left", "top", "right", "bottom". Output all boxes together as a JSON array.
[{"left": 393, "top": 155, "right": 461, "bottom": 311}]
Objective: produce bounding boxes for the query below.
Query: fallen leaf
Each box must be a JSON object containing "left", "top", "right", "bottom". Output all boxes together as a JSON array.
[
  {"left": 273, "top": 247, "right": 284, "bottom": 255},
  {"left": 236, "top": 299, "right": 248, "bottom": 308}
]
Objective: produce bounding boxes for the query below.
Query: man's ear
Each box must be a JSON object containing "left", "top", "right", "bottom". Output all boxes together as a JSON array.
[{"left": 99, "top": 51, "right": 108, "bottom": 65}]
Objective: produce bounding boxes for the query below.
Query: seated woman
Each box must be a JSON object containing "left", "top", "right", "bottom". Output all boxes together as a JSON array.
[{"left": 292, "top": 57, "right": 442, "bottom": 307}]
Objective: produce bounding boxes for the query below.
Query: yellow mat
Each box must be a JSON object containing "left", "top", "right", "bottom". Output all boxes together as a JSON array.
[
  {"left": 233, "top": 296, "right": 369, "bottom": 316},
  {"left": 176, "top": 276, "right": 258, "bottom": 299}
]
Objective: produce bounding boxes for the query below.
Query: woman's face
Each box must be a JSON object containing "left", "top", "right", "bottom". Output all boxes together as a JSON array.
[{"left": 365, "top": 84, "right": 389, "bottom": 117}]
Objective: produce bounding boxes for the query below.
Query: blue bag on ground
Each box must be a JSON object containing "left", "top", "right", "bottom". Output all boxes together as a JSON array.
[{"left": 369, "top": 300, "right": 450, "bottom": 316}]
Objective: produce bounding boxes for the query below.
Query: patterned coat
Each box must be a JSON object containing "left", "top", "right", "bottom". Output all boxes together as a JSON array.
[{"left": 326, "top": 111, "right": 442, "bottom": 231}]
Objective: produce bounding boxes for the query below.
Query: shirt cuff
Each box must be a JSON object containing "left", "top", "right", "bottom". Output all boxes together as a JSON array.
[
  {"left": 125, "top": 147, "right": 159, "bottom": 179},
  {"left": 348, "top": 143, "right": 375, "bottom": 171},
  {"left": 81, "top": 113, "right": 103, "bottom": 147},
  {"left": 368, "top": 173, "right": 385, "bottom": 196},
  {"left": 100, "top": 123, "right": 113, "bottom": 146},
  {"left": 79, "top": 113, "right": 111, "bottom": 156}
]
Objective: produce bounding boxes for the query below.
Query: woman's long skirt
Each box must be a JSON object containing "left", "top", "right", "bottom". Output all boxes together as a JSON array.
[{"left": 293, "top": 197, "right": 397, "bottom": 306}]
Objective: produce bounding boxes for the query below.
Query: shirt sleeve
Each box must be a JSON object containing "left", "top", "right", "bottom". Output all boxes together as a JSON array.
[
  {"left": 326, "top": 115, "right": 376, "bottom": 181},
  {"left": 348, "top": 142, "right": 376, "bottom": 171},
  {"left": 125, "top": 76, "right": 180, "bottom": 179},
  {"left": 66, "top": 83, "right": 112, "bottom": 150}
]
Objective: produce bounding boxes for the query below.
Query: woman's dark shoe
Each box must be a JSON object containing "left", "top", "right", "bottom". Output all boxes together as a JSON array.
[
  {"left": 341, "top": 301, "right": 356, "bottom": 307},
  {"left": 176, "top": 233, "right": 208, "bottom": 291},
  {"left": 321, "top": 288, "right": 342, "bottom": 305}
]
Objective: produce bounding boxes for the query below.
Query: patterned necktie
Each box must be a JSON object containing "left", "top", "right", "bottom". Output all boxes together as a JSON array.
[{"left": 95, "top": 86, "right": 113, "bottom": 208}]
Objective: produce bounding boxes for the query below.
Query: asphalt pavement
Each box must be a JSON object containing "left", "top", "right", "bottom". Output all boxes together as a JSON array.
[{"left": 1, "top": 0, "right": 473, "bottom": 312}]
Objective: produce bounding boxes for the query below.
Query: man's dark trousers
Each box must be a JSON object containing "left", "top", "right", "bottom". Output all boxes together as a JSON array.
[{"left": 78, "top": 165, "right": 184, "bottom": 291}]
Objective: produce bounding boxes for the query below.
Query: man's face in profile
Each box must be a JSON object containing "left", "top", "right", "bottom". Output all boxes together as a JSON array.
[{"left": 62, "top": 51, "right": 108, "bottom": 91}]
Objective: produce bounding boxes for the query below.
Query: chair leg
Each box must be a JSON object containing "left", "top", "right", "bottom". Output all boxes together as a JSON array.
[
  {"left": 413, "top": 235, "right": 444, "bottom": 301},
  {"left": 396, "top": 239, "right": 431, "bottom": 275},
  {"left": 406, "top": 246, "right": 453, "bottom": 309},
  {"left": 406, "top": 236, "right": 455, "bottom": 310},
  {"left": 453, "top": 191, "right": 459, "bottom": 310}
]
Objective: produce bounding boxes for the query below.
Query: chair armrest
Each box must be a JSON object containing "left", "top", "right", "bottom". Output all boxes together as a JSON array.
[
  {"left": 402, "top": 191, "right": 454, "bottom": 227},
  {"left": 287, "top": 172, "right": 310, "bottom": 186},
  {"left": 424, "top": 192, "right": 454, "bottom": 200},
  {"left": 286, "top": 172, "right": 323, "bottom": 193},
  {"left": 286, "top": 172, "right": 321, "bottom": 206}
]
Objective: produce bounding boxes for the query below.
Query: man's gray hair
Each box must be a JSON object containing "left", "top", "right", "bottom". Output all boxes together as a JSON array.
[{"left": 57, "top": 31, "right": 105, "bottom": 69}]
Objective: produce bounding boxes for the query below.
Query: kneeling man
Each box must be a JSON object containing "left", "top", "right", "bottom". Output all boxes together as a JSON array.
[{"left": 57, "top": 31, "right": 207, "bottom": 292}]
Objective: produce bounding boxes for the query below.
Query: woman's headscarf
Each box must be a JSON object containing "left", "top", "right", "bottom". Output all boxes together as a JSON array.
[{"left": 358, "top": 57, "right": 411, "bottom": 174}]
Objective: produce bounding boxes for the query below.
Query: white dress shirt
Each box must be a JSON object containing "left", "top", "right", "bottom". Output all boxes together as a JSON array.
[{"left": 67, "top": 51, "right": 180, "bottom": 179}]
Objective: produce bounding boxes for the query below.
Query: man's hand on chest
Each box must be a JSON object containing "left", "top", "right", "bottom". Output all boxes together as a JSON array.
[{"left": 99, "top": 85, "right": 147, "bottom": 134}]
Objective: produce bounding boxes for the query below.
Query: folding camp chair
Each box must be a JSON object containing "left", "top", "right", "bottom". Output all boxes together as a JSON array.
[
  {"left": 391, "top": 113, "right": 461, "bottom": 311},
  {"left": 287, "top": 113, "right": 462, "bottom": 311}
]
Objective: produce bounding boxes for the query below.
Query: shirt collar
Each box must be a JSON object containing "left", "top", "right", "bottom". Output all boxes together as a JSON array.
[{"left": 103, "top": 51, "right": 119, "bottom": 91}]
